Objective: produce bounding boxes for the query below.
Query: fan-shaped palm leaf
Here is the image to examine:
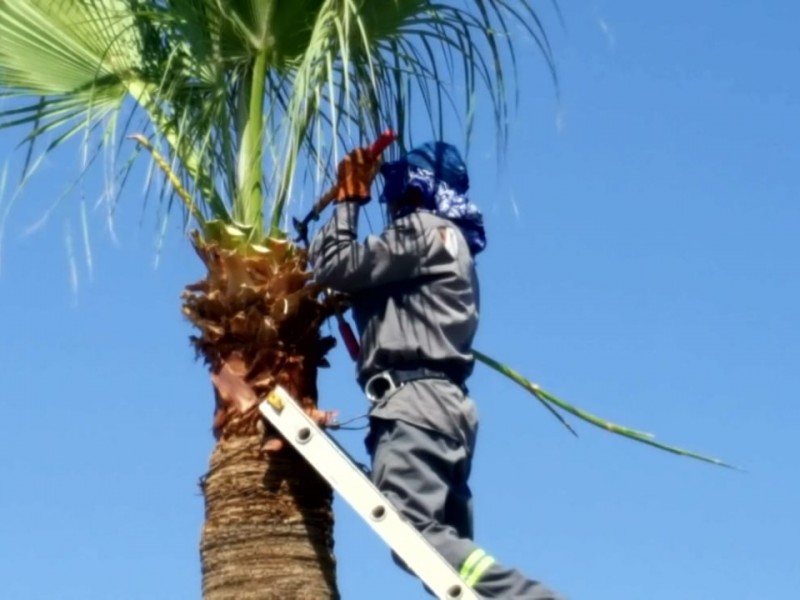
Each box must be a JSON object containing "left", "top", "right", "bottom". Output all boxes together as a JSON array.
[{"left": 1, "top": 0, "right": 555, "bottom": 243}]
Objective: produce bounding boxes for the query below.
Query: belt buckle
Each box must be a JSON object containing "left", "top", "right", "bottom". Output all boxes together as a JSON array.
[{"left": 364, "top": 370, "right": 399, "bottom": 402}]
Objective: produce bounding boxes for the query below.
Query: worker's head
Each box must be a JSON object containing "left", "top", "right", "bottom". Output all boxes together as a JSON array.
[{"left": 379, "top": 141, "right": 486, "bottom": 255}]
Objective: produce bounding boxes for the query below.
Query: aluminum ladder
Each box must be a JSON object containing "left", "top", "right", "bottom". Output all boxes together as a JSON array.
[{"left": 259, "top": 386, "right": 480, "bottom": 600}]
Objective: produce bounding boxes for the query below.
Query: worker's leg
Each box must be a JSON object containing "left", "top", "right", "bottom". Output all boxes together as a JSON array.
[{"left": 367, "top": 418, "right": 563, "bottom": 600}]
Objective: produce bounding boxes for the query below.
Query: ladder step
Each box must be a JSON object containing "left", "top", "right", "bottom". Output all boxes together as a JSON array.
[{"left": 260, "top": 386, "right": 480, "bottom": 600}]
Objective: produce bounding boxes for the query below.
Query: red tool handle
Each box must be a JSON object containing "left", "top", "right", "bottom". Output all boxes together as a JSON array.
[
  {"left": 336, "top": 313, "right": 361, "bottom": 361},
  {"left": 367, "top": 128, "right": 397, "bottom": 160}
]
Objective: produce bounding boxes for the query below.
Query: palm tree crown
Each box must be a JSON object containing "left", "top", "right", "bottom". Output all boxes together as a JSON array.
[{"left": 0, "top": 0, "right": 556, "bottom": 245}]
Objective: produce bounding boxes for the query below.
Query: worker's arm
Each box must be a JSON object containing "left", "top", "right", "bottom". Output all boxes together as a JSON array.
[{"left": 309, "top": 201, "right": 440, "bottom": 293}]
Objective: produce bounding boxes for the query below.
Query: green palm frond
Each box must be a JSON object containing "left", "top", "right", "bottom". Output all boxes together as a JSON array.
[
  {"left": 0, "top": 0, "right": 138, "bottom": 93},
  {"left": 1, "top": 0, "right": 557, "bottom": 243},
  {"left": 0, "top": 0, "right": 234, "bottom": 227},
  {"left": 0, "top": 0, "right": 136, "bottom": 150}
]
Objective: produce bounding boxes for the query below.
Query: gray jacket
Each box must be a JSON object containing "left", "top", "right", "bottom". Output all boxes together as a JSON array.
[{"left": 309, "top": 202, "right": 480, "bottom": 446}]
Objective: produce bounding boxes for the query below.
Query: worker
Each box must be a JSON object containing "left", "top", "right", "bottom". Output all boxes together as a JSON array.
[{"left": 309, "top": 141, "right": 562, "bottom": 599}]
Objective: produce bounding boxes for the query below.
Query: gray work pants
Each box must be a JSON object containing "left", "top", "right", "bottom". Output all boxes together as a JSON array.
[{"left": 366, "top": 417, "right": 563, "bottom": 600}]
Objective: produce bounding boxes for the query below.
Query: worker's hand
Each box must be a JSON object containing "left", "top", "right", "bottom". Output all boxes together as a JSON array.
[{"left": 335, "top": 148, "right": 380, "bottom": 204}]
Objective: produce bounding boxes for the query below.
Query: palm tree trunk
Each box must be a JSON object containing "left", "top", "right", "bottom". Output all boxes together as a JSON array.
[
  {"left": 184, "top": 239, "right": 340, "bottom": 599},
  {"left": 200, "top": 429, "right": 338, "bottom": 599}
]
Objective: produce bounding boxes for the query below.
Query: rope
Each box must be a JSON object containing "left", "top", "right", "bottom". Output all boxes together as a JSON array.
[{"left": 326, "top": 413, "right": 369, "bottom": 431}]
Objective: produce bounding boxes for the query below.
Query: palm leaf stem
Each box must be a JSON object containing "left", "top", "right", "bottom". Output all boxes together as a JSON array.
[
  {"left": 472, "top": 349, "right": 737, "bottom": 469},
  {"left": 473, "top": 349, "right": 577, "bottom": 436},
  {"left": 235, "top": 51, "right": 267, "bottom": 235},
  {"left": 125, "top": 79, "right": 230, "bottom": 226},
  {"left": 128, "top": 133, "right": 203, "bottom": 225}
]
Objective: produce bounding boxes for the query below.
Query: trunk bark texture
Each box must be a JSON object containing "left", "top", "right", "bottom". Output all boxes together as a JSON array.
[
  {"left": 200, "top": 429, "right": 338, "bottom": 599},
  {"left": 184, "top": 239, "right": 340, "bottom": 599}
]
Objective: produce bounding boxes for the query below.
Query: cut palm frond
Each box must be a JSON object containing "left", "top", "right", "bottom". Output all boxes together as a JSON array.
[{"left": 473, "top": 349, "right": 738, "bottom": 469}]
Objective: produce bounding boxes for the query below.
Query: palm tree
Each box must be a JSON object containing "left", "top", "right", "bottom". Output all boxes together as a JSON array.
[{"left": 0, "top": 1, "right": 557, "bottom": 597}]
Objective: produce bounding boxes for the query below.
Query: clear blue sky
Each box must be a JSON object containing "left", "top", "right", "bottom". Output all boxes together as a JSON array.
[{"left": 1, "top": 2, "right": 798, "bottom": 599}]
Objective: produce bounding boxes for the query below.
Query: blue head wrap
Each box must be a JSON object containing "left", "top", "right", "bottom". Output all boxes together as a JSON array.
[{"left": 380, "top": 142, "right": 487, "bottom": 255}]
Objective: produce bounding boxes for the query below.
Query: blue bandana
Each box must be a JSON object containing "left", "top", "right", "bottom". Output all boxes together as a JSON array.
[{"left": 380, "top": 142, "right": 487, "bottom": 255}]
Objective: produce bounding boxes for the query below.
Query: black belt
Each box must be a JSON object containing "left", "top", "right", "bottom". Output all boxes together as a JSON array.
[{"left": 362, "top": 366, "right": 466, "bottom": 401}]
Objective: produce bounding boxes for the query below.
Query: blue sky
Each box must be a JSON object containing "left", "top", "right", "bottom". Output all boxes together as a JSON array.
[{"left": 1, "top": 2, "right": 798, "bottom": 599}]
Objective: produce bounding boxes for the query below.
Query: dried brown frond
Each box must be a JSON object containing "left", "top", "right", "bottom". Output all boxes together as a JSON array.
[{"left": 183, "top": 239, "right": 337, "bottom": 439}]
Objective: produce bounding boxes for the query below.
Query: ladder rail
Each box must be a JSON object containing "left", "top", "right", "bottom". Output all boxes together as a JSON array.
[{"left": 260, "top": 386, "right": 480, "bottom": 600}]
